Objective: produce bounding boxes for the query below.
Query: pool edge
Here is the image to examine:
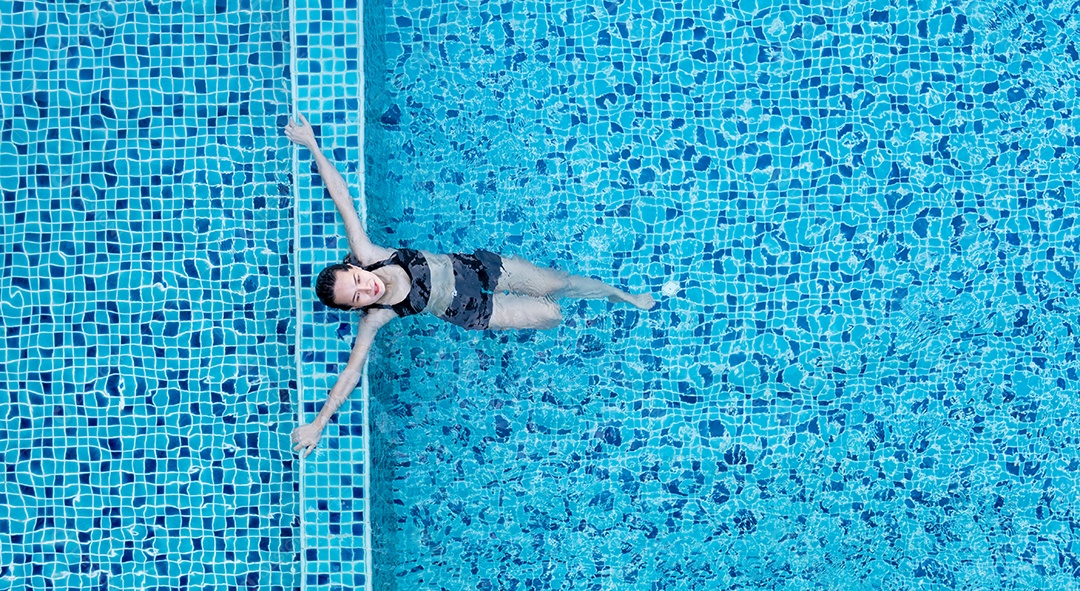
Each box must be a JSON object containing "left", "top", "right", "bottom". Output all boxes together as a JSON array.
[{"left": 289, "top": 0, "right": 372, "bottom": 587}]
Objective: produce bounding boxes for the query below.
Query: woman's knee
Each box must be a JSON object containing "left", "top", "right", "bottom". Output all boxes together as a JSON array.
[
  {"left": 489, "top": 295, "right": 563, "bottom": 330},
  {"left": 522, "top": 299, "right": 562, "bottom": 329},
  {"left": 537, "top": 303, "right": 563, "bottom": 329},
  {"left": 499, "top": 257, "right": 569, "bottom": 296}
]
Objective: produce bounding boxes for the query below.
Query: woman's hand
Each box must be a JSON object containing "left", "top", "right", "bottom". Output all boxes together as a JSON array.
[
  {"left": 284, "top": 113, "right": 318, "bottom": 150},
  {"left": 290, "top": 421, "right": 324, "bottom": 458}
]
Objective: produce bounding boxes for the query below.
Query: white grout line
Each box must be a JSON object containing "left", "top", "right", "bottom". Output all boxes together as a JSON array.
[
  {"left": 357, "top": 1, "right": 373, "bottom": 588},
  {"left": 287, "top": 0, "right": 307, "bottom": 587},
  {"left": 361, "top": 365, "right": 373, "bottom": 591}
]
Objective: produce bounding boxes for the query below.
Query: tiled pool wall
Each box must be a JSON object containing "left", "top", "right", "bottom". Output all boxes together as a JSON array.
[
  {"left": 290, "top": 0, "right": 373, "bottom": 588},
  {"left": 1, "top": 1, "right": 298, "bottom": 590},
  {"left": 361, "top": 0, "right": 1080, "bottom": 589}
]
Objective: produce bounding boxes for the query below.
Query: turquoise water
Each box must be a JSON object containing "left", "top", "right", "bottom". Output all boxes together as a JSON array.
[
  {"left": 363, "top": 0, "right": 1080, "bottom": 589},
  {"left": 0, "top": 1, "right": 299, "bottom": 589},
  {"left": 4, "top": 0, "right": 1080, "bottom": 589}
]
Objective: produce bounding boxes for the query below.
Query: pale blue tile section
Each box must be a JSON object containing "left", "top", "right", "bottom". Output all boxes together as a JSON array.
[{"left": 292, "top": 0, "right": 370, "bottom": 587}]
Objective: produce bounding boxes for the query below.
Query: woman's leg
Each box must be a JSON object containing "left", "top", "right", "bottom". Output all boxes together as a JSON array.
[
  {"left": 488, "top": 293, "right": 563, "bottom": 330},
  {"left": 497, "top": 256, "right": 656, "bottom": 310}
]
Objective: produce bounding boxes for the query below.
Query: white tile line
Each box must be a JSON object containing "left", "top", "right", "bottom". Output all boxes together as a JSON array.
[
  {"left": 357, "top": 0, "right": 374, "bottom": 587},
  {"left": 287, "top": 0, "right": 308, "bottom": 588}
]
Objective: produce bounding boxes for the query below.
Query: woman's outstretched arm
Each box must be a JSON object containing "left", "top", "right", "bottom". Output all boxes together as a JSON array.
[
  {"left": 290, "top": 308, "right": 395, "bottom": 457},
  {"left": 285, "top": 113, "right": 392, "bottom": 265}
]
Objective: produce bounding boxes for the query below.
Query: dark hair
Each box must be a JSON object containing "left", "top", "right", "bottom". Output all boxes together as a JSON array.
[{"left": 315, "top": 254, "right": 364, "bottom": 311}]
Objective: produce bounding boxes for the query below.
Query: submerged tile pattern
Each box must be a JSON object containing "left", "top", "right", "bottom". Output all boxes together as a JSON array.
[
  {"left": 0, "top": 1, "right": 299, "bottom": 590},
  {"left": 292, "top": 0, "right": 371, "bottom": 589},
  {"left": 361, "top": 0, "right": 1080, "bottom": 589}
]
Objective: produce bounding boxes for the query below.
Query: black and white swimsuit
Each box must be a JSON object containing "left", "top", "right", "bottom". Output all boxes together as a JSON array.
[{"left": 363, "top": 248, "right": 504, "bottom": 330}]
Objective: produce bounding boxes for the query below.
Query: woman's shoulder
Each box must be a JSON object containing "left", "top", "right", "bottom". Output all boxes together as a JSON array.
[
  {"left": 355, "top": 244, "right": 398, "bottom": 267},
  {"left": 361, "top": 306, "right": 397, "bottom": 327}
]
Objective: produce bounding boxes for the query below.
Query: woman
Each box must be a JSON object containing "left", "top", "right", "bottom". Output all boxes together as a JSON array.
[{"left": 285, "top": 115, "right": 656, "bottom": 457}]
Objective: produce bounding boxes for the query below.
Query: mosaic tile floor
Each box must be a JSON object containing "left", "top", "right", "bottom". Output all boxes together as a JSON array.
[
  {"left": 0, "top": 1, "right": 300, "bottom": 590},
  {"left": 4, "top": 0, "right": 1080, "bottom": 588},
  {"left": 359, "top": 0, "right": 1080, "bottom": 589}
]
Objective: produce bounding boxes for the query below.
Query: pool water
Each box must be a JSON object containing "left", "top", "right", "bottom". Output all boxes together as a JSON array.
[
  {"left": 4, "top": 0, "right": 1080, "bottom": 589},
  {"left": 362, "top": 0, "right": 1080, "bottom": 589}
]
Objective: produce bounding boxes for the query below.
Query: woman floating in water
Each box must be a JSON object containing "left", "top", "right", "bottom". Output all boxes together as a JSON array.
[{"left": 285, "top": 114, "right": 655, "bottom": 457}]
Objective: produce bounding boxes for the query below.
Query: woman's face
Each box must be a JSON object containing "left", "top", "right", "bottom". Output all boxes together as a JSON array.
[{"left": 332, "top": 265, "right": 386, "bottom": 309}]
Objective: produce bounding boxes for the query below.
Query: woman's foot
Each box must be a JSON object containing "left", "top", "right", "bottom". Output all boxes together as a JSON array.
[
  {"left": 633, "top": 293, "right": 656, "bottom": 310},
  {"left": 608, "top": 292, "right": 656, "bottom": 310}
]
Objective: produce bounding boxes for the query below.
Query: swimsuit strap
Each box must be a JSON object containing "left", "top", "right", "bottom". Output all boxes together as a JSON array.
[{"left": 362, "top": 251, "right": 402, "bottom": 273}]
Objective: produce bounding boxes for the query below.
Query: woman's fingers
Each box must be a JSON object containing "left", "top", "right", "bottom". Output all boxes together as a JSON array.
[
  {"left": 287, "top": 114, "right": 308, "bottom": 129},
  {"left": 293, "top": 439, "right": 316, "bottom": 456},
  {"left": 291, "top": 424, "right": 329, "bottom": 457},
  {"left": 284, "top": 114, "right": 304, "bottom": 137},
  {"left": 283, "top": 115, "right": 315, "bottom": 148}
]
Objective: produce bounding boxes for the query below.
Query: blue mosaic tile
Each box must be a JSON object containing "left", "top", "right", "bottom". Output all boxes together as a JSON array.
[
  {"left": 360, "top": 0, "right": 1080, "bottom": 589},
  {"left": 1, "top": 1, "right": 298, "bottom": 590}
]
